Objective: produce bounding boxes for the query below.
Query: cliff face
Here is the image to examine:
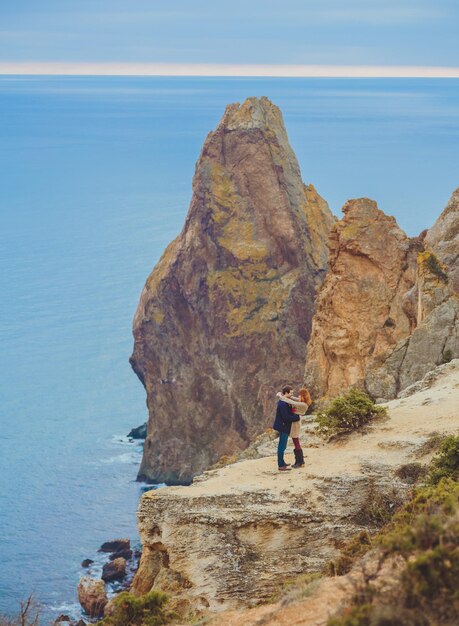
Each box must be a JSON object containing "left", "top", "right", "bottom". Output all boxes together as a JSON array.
[
  {"left": 130, "top": 97, "right": 335, "bottom": 484},
  {"left": 366, "top": 188, "right": 459, "bottom": 399},
  {"left": 130, "top": 360, "right": 459, "bottom": 615},
  {"left": 304, "top": 190, "right": 459, "bottom": 401},
  {"left": 426, "top": 187, "right": 459, "bottom": 292},
  {"left": 304, "top": 198, "right": 421, "bottom": 399}
]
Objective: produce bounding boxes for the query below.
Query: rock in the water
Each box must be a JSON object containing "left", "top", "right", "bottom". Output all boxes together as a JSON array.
[
  {"left": 52, "top": 615, "right": 71, "bottom": 625},
  {"left": 102, "top": 557, "right": 126, "bottom": 582},
  {"left": 98, "top": 538, "right": 130, "bottom": 553},
  {"left": 77, "top": 577, "right": 107, "bottom": 619},
  {"left": 109, "top": 548, "right": 133, "bottom": 561},
  {"left": 128, "top": 423, "right": 147, "bottom": 439},
  {"left": 81, "top": 558, "right": 94, "bottom": 568},
  {"left": 130, "top": 96, "right": 335, "bottom": 484},
  {"left": 304, "top": 198, "right": 420, "bottom": 399}
]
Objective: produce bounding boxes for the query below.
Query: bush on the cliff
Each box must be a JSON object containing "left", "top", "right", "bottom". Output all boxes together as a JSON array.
[
  {"left": 326, "top": 531, "right": 372, "bottom": 576},
  {"left": 419, "top": 250, "right": 448, "bottom": 282},
  {"left": 427, "top": 435, "right": 459, "bottom": 485},
  {"left": 414, "top": 431, "right": 448, "bottom": 459},
  {"left": 327, "top": 477, "right": 459, "bottom": 626},
  {"left": 380, "top": 478, "right": 458, "bottom": 555},
  {"left": 326, "top": 439, "right": 459, "bottom": 626},
  {"left": 94, "top": 590, "right": 174, "bottom": 626},
  {"left": 316, "top": 388, "right": 387, "bottom": 437}
]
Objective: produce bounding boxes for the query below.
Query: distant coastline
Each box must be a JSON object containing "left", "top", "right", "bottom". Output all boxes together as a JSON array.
[{"left": 2, "top": 62, "right": 459, "bottom": 77}]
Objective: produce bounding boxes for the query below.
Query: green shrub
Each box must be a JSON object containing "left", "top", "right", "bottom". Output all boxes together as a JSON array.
[
  {"left": 414, "top": 431, "right": 447, "bottom": 458},
  {"left": 327, "top": 469, "right": 459, "bottom": 626},
  {"left": 327, "top": 531, "right": 372, "bottom": 576},
  {"left": 379, "top": 478, "right": 458, "bottom": 556},
  {"left": 403, "top": 545, "right": 459, "bottom": 617},
  {"left": 94, "top": 590, "right": 173, "bottom": 626},
  {"left": 423, "top": 251, "right": 448, "bottom": 282},
  {"left": 316, "top": 388, "right": 387, "bottom": 438},
  {"left": 427, "top": 435, "right": 459, "bottom": 485},
  {"left": 272, "top": 572, "right": 323, "bottom": 605}
]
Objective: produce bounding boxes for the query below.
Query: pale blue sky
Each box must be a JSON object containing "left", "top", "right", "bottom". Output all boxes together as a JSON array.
[{"left": 1, "top": 0, "right": 458, "bottom": 72}]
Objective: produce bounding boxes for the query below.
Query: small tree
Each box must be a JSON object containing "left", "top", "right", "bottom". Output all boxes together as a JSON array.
[{"left": 0, "top": 594, "right": 41, "bottom": 626}]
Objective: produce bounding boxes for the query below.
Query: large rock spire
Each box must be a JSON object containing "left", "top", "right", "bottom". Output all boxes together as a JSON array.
[{"left": 130, "top": 96, "right": 335, "bottom": 484}]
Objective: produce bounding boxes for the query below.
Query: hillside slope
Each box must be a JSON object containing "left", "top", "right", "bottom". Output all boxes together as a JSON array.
[{"left": 131, "top": 360, "right": 459, "bottom": 620}]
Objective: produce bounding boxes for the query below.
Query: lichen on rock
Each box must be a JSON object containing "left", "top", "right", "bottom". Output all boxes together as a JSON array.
[
  {"left": 304, "top": 189, "right": 459, "bottom": 402},
  {"left": 365, "top": 188, "right": 459, "bottom": 400},
  {"left": 304, "top": 197, "right": 421, "bottom": 400},
  {"left": 130, "top": 96, "right": 335, "bottom": 484}
]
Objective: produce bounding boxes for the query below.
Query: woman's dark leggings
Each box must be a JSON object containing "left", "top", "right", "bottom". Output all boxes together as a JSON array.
[{"left": 292, "top": 437, "right": 302, "bottom": 450}]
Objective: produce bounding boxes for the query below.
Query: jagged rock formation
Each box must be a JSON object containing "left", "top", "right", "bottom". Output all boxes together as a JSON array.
[
  {"left": 130, "top": 360, "right": 459, "bottom": 615},
  {"left": 130, "top": 97, "right": 335, "bottom": 484},
  {"left": 208, "top": 553, "right": 404, "bottom": 626},
  {"left": 304, "top": 198, "right": 421, "bottom": 399},
  {"left": 77, "top": 577, "right": 107, "bottom": 619},
  {"left": 304, "top": 190, "right": 459, "bottom": 401},
  {"left": 366, "top": 189, "right": 459, "bottom": 399},
  {"left": 426, "top": 187, "right": 459, "bottom": 292}
]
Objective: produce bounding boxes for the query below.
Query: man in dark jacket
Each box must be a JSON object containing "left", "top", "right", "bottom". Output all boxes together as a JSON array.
[{"left": 273, "top": 385, "right": 299, "bottom": 471}]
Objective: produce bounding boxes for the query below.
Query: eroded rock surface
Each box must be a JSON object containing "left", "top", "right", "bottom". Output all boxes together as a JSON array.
[
  {"left": 366, "top": 189, "right": 459, "bottom": 399},
  {"left": 426, "top": 187, "right": 459, "bottom": 293},
  {"left": 77, "top": 577, "right": 107, "bottom": 619},
  {"left": 304, "top": 198, "right": 421, "bottom": 399},
  {"left": 304, "top": 190, "right": 459, "bottom": 401},
  {"left": 131, "top": 361, "right": 459, "bottom": 614},
  {"left": 130, "top": 96, "right": 335, "bottom": 484}
]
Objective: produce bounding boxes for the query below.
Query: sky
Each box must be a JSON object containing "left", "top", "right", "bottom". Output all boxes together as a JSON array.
[{"left": 1, "top": 0, "right": 459, "bottom": 75}]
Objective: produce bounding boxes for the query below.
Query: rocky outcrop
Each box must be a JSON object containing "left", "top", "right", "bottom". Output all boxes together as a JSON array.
[
  {"left": 304, "top": 190, "right": 459, "bottom": 401},
  {"left": 304, "top": 198, "right": 421, "bottom": 399},
  {"left": 98, "top": 538, "right": 130, "bottom": 553},
  {"left": 128, "top": 423, "right": 147, "bottom": 439},
  {"left": 130, "top": 360, "right": 459, "bottom": 614},
  {"left": 426, "top": 187, "right": 459, "bottom": 292},
  {"left": 102, "top": 557, "right": 126, "bottom": 582},
  {"left": 365, "top": 189, "right": 459, "bottom": 399},
  {"left": 77, "top": 577, "right": 107, "bottom": 619},
  {"left": 130, "top": 96, "right": 335, "bottom": 484},
  {"left": 208, "top": 553, "right": 404, "bottom": 626}
]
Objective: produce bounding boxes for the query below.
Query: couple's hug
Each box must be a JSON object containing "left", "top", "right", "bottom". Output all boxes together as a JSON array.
[{"left": 273, "top": 385, "right": 311, "bottom": 471}]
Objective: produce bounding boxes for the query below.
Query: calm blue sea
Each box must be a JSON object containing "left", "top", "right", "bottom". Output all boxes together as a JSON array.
[{"left": 0, "top": 76, "right": 458, "bottom": 624}]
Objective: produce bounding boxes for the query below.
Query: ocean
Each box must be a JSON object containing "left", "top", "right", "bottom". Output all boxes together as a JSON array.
[{"left": 0, "top": 76, "right": 458, "bottom": 624}]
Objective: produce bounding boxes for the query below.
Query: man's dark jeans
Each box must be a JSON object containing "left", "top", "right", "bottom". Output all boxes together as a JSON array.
[{"left": 277, "top": 431, "right": 289, "bottom": 467}]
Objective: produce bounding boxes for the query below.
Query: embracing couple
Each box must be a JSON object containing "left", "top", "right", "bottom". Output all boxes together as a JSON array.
[{"left": 273, "top": 385, "right": 311, "bottom": 471}]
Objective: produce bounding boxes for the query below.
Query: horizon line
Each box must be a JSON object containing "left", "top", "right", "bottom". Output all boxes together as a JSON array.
[{"left": 1, "top": 62, "right": 459, "bottom": 78}]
